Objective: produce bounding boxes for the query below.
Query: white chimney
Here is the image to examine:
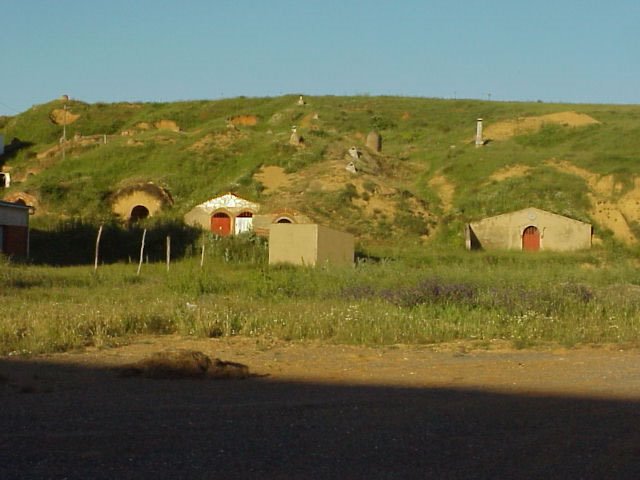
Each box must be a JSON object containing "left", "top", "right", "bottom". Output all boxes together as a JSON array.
[{"left": 475, "top": 118, "right": 484, "bottom": 147}]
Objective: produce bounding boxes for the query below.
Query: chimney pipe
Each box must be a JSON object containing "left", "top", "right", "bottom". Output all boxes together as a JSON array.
[{"left": 475, "top": 118, "right": 484, "bottom": 147}]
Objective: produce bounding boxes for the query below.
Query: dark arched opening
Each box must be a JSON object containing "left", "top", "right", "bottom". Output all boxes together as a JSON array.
[
  {"left": 130, "top": 205, "right": 150, "bottom": 222},
  {"left": 276, "top": 217, "right": 293, "bottom": 224}
]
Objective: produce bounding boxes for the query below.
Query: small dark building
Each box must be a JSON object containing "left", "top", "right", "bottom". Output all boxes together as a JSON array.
[{"left": 0, "top": 200, "right": 30, "bottom": 257}]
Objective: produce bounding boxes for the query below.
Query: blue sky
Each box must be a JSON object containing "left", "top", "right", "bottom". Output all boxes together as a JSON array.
[{"left": 1, "top": 0, "right": 638, "bottom": 115}]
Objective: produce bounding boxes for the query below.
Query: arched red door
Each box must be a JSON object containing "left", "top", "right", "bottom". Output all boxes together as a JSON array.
[
  {"left": 522, "top": 226, "right": 540, "bottom": 251},
  {"left": 211, "top": 212, "right": 231, "bottom": 236}
]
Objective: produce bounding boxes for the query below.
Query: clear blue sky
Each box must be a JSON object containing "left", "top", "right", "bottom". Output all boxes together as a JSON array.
[{"left": 1, "top": 0, "right": 638, "bottom": 115}]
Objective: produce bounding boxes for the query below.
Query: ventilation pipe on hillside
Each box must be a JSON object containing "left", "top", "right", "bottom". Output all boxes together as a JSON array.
[{"left": 475, "top": 118, "right": 484, "bottom": 147}]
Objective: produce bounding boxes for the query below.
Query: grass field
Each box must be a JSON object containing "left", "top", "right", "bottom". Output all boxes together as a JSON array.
[{"left": 2, "top": 240, "right": 639, "bottom": 356}]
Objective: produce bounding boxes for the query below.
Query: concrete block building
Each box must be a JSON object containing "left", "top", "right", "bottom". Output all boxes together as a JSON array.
[{"left": 269, "top": 224, "right": 354, "bottom": 266}]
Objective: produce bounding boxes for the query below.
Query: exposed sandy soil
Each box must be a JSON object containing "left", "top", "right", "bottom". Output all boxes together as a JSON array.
[
  {"left": 428, "top": 174, "right": 455, "bottom": 212},
  {"left": 188, "top": 130, "right": 247, "bottom": 152},
  {"left": 153, "top": 119, "right": 180, "bottom": 132},
  {"left": 1, "top": 336, "right": 639, "bottom": 478},
  {"left": 489, "top": 164, "right": 532, "bottom": 182},
  {"left": 253, "top": 165, "right": 292, "bottom": 194},
  {"left": 253, "top": 158, "right": 413, "bottom": 223},
  {"left": 484, "top": 111, "right": 599, "bottom": 141},
  {"left": 2, "top": 191, "right": 39, "bottom": 209},
  {"left": 547, "top": 160, "right": 639, "bottom": 244},
  {"left": 298, "top": 112, "right": 320, "bottom": 128},
  {"left": 49, "top": 108, "right": 80, "bottom": 126},
  {"left": 228, "top": 115, "right": 258, "bottom": 127}
]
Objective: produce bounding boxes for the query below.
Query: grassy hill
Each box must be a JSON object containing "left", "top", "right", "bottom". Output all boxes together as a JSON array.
[{"left": 2, "top": 95, "right": 640, "bottom": 258}]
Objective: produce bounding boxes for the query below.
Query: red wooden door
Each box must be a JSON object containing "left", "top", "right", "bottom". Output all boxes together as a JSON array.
[
  {"left": 211, "top": 213, "right": 231, "bottom": 236},
  {"left": 522, "top": 226, "right": 540, "bottom": 251}
]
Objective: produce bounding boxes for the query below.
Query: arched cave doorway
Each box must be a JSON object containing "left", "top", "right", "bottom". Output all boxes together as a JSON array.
[
  {"left": 130, "top": 205, "right": 150, "bottom": 222},
  {"left": 522, "top": 225, "right": 540, "bottom": 252},
  {"left": 211, "top": 212, "right": 231, "bottom": 236},
  {"left": 275, "top": 217, "right": 293, "bottom": 224},
  {"left": 14, "top": 199, "right": 27, "bottom": 206}
]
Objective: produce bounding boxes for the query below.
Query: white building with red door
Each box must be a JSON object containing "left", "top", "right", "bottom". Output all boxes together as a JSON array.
[
  {"left": 184, "top": 193, "right": 260, "bottom": 236},
  {"left": 465, "top": 207, "right": 592, "bottom": 252}
]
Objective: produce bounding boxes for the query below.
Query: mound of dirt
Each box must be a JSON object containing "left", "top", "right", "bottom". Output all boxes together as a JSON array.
[
  {"left": 49, "top": 108, "right": 80, "bottom": 126},
  {"left": 484, "top": 112, "right": 599, "bottom": 141},
  {"left": 118, "top": 349, "right": 250, "bottom": 379}
]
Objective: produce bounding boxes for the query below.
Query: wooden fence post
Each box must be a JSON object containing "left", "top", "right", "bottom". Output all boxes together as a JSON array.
[
  {"left": 166, "top": 236, "right": 171, "bottom": 272},
  {"left": 94, "top": 224, "right": 103, "bottom": 272},
  {"left": 137, "top": 229, "right": 147, "bottom": 276}
]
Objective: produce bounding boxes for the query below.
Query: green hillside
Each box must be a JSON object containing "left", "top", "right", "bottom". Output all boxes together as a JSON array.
[{"left": 2, "top": 95, "right": 640, "bottom": 255}]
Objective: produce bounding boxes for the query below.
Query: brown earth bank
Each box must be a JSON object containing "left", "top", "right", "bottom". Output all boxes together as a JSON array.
[{"left": 1, "top": 336, "right": 640, "bottom": 479}]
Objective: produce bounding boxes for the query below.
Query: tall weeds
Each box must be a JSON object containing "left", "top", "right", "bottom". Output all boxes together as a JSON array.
[{"left": 1, "top": 250, "right": 639, "bottom": 355}]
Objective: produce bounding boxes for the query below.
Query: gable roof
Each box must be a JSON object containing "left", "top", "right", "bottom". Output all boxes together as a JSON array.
[
  {"left": 470, "top": 207, "right": 590, "bottom": 227},
  {"left": 196, "top": 193, "right": 260, "bottom": 213}
]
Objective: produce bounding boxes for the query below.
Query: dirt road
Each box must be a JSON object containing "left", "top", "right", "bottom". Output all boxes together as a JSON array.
[{"left": 1, "top": 336, "right": 639, "bottom": 479}]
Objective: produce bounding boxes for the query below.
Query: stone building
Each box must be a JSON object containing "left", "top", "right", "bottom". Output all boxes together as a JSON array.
[
  {"left": 466, "top": 207, "right": 592, "bottom": 252},
  {"left": 184, "top": 193, "right": 260, "bottom": 236}
]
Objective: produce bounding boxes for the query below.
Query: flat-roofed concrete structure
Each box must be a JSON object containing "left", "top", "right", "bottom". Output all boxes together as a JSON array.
[
  {"left": 466, "top": 207, "right": 592, "bottom": 252},
  {"left": 0, "top": 200, "right": 30, "bottom": 257},
  {"left": 269, "top": 224, "right": 354, "bottom": 266}
]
